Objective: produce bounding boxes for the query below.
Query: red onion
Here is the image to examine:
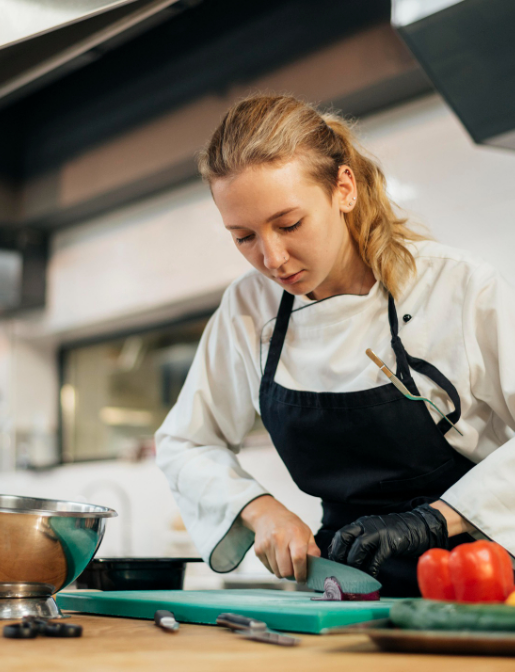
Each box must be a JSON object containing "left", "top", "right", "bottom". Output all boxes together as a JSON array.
[
  {"left": 340, "top": 590, "right": 380, "bottom": 601},
  {"left": 311, "top": 576, "right": 380, "bottom": 601}
]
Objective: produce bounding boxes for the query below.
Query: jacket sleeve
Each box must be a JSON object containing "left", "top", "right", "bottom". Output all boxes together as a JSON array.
[
  {"left": 441, "top": 265, "right": 515, "bottom": 555},
  {"left": 155, "top": 285, "right": 269, "bottom": 572}
]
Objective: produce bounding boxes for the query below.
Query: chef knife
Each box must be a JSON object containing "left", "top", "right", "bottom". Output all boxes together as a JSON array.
[
  {"left": 304, "top": 555, "right": 381, "bottom": 594},
  {"left": 154, "top": 610, "right": 180, "bottom": 632},
  {"left": 217, "top": 613, "right": 300, "bottom": 647}
]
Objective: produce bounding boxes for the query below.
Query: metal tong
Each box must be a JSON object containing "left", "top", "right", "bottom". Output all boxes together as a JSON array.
[
  {"left": 366, "top": 349, "right": 463, "bottom": 436},
  {"left": 3, "top": 616, "right": 83, "bottom": 639}
]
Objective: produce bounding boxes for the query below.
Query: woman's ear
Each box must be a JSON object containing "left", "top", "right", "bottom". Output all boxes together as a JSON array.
[{"left": 335, "top": 165, "right": 357, "bottom": 213}]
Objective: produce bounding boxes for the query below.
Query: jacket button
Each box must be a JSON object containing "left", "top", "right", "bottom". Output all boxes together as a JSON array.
[{"left": 403, "top": 314, "right": 412, "bottom": 323}]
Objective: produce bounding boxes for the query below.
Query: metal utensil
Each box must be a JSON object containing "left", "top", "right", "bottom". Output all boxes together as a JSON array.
[
  {"left": 216, "top": 613, "right": 267, "bottom": 631},
  {"left": 305, "top": 555, "right": 381, "bottom": 594},
  {"left": 217, "top": 612, "right": 300, "bottom": 647},
  {"left": 235, "top": 629, "right": 301, "bottom": 647},
  {"left": 154, "top": 610, "right": 180, "bottom": 632},
  {"left": 366, "top": 349, "right": 463, "bottom": 436},
  {"left": 3, "top": 617, "right": 83, "bottom": 639},
  {"left": 0, "top": 494, "right": 117, "bottom": 620}
]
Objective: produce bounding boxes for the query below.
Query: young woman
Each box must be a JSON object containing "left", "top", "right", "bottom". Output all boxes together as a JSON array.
[{"left": 156, "top": 94, "right": 515, "bottom": 597}]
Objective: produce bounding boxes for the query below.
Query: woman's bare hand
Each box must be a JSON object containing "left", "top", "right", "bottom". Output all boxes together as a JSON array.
[{"left": 240, "top": 495, "right": 321, "bottom": 582}]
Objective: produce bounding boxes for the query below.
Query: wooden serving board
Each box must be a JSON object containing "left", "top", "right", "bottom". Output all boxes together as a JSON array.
[{"left": 57, "top": 589, "right": 395, "bottom": 634}]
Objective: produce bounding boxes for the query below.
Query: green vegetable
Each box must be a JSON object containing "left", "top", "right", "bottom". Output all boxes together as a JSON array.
[{"left": 390, "top": 599, "right": 515, "bottom": 632}]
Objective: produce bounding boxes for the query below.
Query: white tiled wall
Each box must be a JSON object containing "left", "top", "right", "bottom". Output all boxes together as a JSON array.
[
  {"left": 46, "top": 182, "right": 247, "bottom": 334},
  {"left": 0, "top": 93, "right": 514, "bottom": 585}
]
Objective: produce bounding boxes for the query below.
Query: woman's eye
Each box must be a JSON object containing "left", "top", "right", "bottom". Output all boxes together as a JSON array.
[
  {"left": 284, "top": 221, "right": 301, "bottom": 234},
  {"left": 235, "top": 234, "right": 253, "bottom": 245},
  {"left": 235, "top": 221, "right": 301, "bottom": 245}
]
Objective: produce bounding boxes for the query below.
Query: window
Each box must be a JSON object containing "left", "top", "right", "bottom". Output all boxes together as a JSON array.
[
  {"left": 60, "top": 313, "right": 210, "bottom": 462},
  {"left": 59, "top": 311, "right": 265, "bottom": 462}
]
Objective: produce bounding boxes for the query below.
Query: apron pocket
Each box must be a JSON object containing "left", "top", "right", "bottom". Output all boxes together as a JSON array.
[{"left": 379, "top": 457, "right": 456, "bottom": 493}]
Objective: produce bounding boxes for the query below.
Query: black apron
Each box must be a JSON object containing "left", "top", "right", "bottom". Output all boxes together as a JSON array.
[{"left": 259, "top": 289, "right": 475, "bottom": 597}]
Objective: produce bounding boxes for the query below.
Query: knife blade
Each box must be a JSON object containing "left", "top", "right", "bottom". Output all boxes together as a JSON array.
[
  {"left": 305, "top": 555, "right": 381, "bottom": 594},
  {"left": 235, "top": 629, "right": 301, "bottom": 647}
]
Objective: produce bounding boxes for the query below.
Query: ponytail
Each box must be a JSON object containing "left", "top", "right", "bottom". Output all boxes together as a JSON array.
[{"left": 198, "top": 94, "right": 426, "bottom": 298}]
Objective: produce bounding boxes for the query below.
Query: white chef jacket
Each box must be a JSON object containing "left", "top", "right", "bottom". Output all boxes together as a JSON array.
[{"left": 156, "top": 239, "right": 515, "bottom": 572}]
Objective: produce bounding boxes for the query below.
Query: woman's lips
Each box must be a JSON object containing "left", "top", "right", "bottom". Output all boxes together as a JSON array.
[{"left": 277, "top": 270, "right": 304, "bottom": 285}]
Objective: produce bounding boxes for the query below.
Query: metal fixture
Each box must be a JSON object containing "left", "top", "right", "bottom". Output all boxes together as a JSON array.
[
  {"left": 0, "top": 0, "right": 185, "bottom": 108},
  {"left": 0, "top": 494, "right": 117, "bottom": 619},
  {"left": 392, "top": 0, "right": 515, "bottom": 151}
]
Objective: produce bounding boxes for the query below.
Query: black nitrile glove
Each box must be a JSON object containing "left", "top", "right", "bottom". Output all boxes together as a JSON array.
[{"left": 328, "top": 503, "right": 449, "bottom": 577}]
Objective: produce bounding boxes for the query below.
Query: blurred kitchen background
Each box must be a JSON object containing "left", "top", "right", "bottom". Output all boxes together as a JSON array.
[{"left": 0, "top": 0, "right": 514, "bottom": 588}]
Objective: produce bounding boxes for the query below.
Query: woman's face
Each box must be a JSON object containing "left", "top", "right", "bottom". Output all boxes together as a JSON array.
[{"left": 212, "top": 157, "right": 357, "bottom": 299}]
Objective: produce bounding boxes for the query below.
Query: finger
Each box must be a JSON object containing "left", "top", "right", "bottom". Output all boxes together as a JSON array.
[
  {"left": 365, "top": 555, "right": 383, "bottom": 578},
  {"left": 255, "top": 548, "right": 273, "bottom": 574},
  {"left": 362, "top": 545, "right": 392, "bottom": 578},
  {"left": 266, "top": 548, "right": 282, "bottom": 579},
  {"left": 307, "top": 540, "right": 321, "bottom": 558},
  {"left": 276, "top": 546, "right": 294, "bottom": 579},
  {"left": 292, "top": 538, "right": 321, "bottom": 582},
  {"left": 290, "top": 543, "right": 309, "bottom": 583},
  {"left": 346, "top": 530, "right": 381, "bottom": 569},
  {"left": 328, "top": 522, "right": 363, "bottom": 563}
]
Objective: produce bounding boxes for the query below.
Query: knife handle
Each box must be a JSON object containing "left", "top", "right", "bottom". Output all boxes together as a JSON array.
[
  {"left": 154, "top": 610, "right": 175, "bottom": 625},
  {"left": 216, "top": 613, "right": 267, "bottom": 631},
  {"left": 154, "top": 610, "right": 179, "bottom": 631}
]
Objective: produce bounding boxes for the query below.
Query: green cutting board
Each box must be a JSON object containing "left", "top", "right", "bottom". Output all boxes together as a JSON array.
[{"left": 57, "top": 589, "right": 395, "bottom": 634}]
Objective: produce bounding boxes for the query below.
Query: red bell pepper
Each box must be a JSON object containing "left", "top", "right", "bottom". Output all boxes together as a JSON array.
[
  {"left": 417, "top": 547, "right": 456, "bottom": 601},
  {"left": 417, "top": 541, "right": 515, "bottom": 603}
]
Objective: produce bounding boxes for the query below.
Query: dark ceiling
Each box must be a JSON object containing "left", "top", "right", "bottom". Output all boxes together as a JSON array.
[{"left": 0, "top": 0, "right": 394, "bottom": 181}]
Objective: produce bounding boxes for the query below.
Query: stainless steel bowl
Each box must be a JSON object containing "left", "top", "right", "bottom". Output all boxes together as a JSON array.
[{"left": 0, "top": 494, "right": 117, "bottom": 619}]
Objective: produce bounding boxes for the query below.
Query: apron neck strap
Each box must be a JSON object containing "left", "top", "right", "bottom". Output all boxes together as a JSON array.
[
  {"left": 388, "top": 293, "right": 411, "bottom": 381},
  {"left": 262, "top": 290, "right": 295, "bottom": 384},
  {"left": 388, "top": 293, "right": 462, "bottom": 434},
  {"left": 264, "top": 290, "right": 461, "bottom": 436},
  {"left": 265, "top": 291, "right": 414, "bottom": 385}
]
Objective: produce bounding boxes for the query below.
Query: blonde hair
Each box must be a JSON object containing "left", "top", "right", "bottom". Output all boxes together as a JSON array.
[{"left": 198, "top": 94, "right": 426, "bottom": 298}]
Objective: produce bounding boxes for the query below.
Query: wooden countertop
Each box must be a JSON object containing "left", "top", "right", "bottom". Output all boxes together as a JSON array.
[{"left": 2, "top": 613, "right": 515, "bottom": 672}]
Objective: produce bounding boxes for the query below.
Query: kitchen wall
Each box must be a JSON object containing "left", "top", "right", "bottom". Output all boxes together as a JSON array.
[{"left": 0, "top": 92, "right": 514, "bottom": 585}]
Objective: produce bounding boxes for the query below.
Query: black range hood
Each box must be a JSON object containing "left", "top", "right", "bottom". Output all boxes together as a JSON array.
[
  {"left": 392, "top": 0, "right": 515, "bottom": 150},
  {"left": 0, "top": 0, "right": 192, "bottom": 110}
]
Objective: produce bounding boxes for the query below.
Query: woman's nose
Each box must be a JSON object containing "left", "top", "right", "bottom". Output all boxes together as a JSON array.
[{"left": 261, "top": 239, "right": 286, "bottom": 270}]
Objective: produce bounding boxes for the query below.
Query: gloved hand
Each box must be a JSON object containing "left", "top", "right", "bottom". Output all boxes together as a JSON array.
[{"left": 328, "top": 503, "right": 449, "bottom": 577}]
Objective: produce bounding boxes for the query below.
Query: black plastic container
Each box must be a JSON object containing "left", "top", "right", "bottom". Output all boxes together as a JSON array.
[{"left": 75, "top": 557, "right": 203, "bottom": 591}]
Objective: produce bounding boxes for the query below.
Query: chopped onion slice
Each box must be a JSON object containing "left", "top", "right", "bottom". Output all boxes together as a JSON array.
[{"left": 311, "top": 576, "right": 380, "bottom": 601}]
